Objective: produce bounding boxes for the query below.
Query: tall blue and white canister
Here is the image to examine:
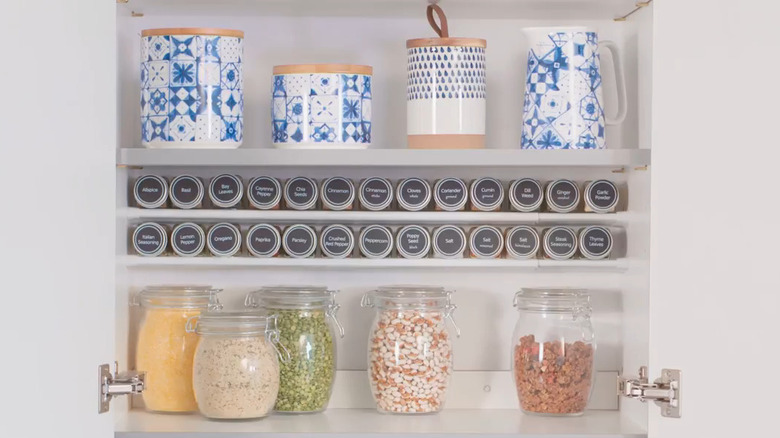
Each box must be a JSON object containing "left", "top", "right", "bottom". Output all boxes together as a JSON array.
[
  {"left": 141, "top": 28, "right": 244, "bottom": 149},
  {"left": 521, "top": 27, "right": 627, "bottom": 150},
  {"left": 272, "top": 64, "right": 373, "bottom": 149}
]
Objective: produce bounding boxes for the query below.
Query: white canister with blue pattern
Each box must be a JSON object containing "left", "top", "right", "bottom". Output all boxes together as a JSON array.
[
  {"left": 140, "top": 28, "right": 244, "bottom": 149},
  {"left": 272, "top": 64, "right": 372, "bottom": 149}
]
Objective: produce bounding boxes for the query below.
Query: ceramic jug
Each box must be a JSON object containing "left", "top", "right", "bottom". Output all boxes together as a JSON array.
[{"left": 521, "top": 27, "right": 626, "bottom": 150}]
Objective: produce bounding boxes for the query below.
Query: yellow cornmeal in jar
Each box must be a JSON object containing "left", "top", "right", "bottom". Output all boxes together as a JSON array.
[{"left": 136, "top": 308, "right": 201, "bottom": 412}]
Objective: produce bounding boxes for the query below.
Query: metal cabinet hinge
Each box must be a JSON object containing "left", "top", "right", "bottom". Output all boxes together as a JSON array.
[
  {"left": 99, "top": 362, "right": 145, "bottom": 414},
  {"left": 618, "top": 366, "right": 681, "bottom": 418}
]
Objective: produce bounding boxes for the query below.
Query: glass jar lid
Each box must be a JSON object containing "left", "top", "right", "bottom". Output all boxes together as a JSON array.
[
  {"left": 245, "top": 286, "right": 344, "bottom": 337},
  {"left": 361, "top": 285, "right": 460, "bottom": 336},
  {"left": 135, "top": 285, "right": 222, "bottom": 309},
  {"left": 186, "top": 311, "right": 291, "bottom": 362},
  {"left": 513, "top": 288, "right": 591, "bottom": 315}
]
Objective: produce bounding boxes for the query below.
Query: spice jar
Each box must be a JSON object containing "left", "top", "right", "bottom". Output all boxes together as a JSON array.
[
  {"left": 542, "top": 226, "right": 578, "bottom": 260},
  {"left": 187, "top": 311, "right": 286, "bottom": 420},
  {"left": 321, "top": 177, "right": 356, "bottom": 211},
  {"left": 207, "top": 223, "right": 241, "bottom": 257},
  {"left": 432, "top": 225, "right": 466, "bottom": 259},
  {"left": 396, "top": 178, "right": 432, "bottom": 211},
  {"left": 282, "top": 224, "right": 317, "bottom": 258},
  {"left": 133, "top": 175, "right": 168, "bottom": 209},
  {"left": 545, "top": 179, "right": 580, "bottom": 213},
  {"left": 505, "top": 226, "right": 540, "bottom": 260},
  {"left": 169, "top": 175, "right": 205, "bottom": 209},
  {"left": 359, "top": 177, "right": 394, "bottom": 211},
  {"left": 134, "top": 285, "right": 222, "bottom": 413},
  {"left": 171, "top": 222, "right": 206, "bottom": 257},
  {"left": 512, "top": 289, "right": 595, "bottom": 416},
  {"left": 246, "top": 224, "right": 281, "bottom": 258},
  {"left": 132, "top": 222, "right": 168, "bottom": 257},
  {"left": 362, "top": 285, "right": 460, "bottom": 414},
  {"left": 470, "top": 177, "right": 504, "bottom": 211},
  {"left": 579, "top": 226, "right": 613, "bottom": 260},
  {"left": 468, "top": 225, "right": 503, "bottom": 259},
  {"left": 284, "top": 177, "right": 318, "bottom": 210},
  {"left": 433, "top": 177, "right": 468, "bottom": 211},
  {"left": 320, "top": 224, "right": 354, "bottom": 259},
  {"left": 509, "top": 178, "right": 543, "bottom": 212},
  {"left": 208, "top": 174, "right": 243, "bottom": 209},
  {"left": 584, "top": 180, "right": 619, "bottom": 213},
  {"left": 396, "top": 225, "right": 431, "bottom": 259},
  {"left": 247, "top": 176, "right": 282, "bottom": 210},
  {"left": 359, "top": 225, "right": 394, "bottom": 259},
  {"left": 245, "top": 286, "right": 344, "bottom": 413}
]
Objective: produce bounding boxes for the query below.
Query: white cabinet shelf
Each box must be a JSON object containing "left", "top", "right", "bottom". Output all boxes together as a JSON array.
[
  {"left": 116, "top": 409, "right": 646, "bottom": 438},
  {"left": 117, "top": 148, "right": 651, "bottom": 168}
]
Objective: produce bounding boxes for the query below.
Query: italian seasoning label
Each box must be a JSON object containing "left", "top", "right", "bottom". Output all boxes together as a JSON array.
[
  {"left": 360, "top": 225, "right": 393, "bottom": 258},
  {"left": 547, "top": 179, "right": 580, "bottom": 212},
  {"left": 283, "top": 225, "right": 316, "bottom": 258},
  {"left": 397, "top": 225, "right": 430, "bottom": 259},
  {"left": 434, "top": 178, "right": 467, "bottom": 210},
  {"left": 134, "top": 175, "right": 167, "bottom": 208},
  {"left": 247, "top": 224, "right": 280, "bottom": 258},
  {"left": 580, "top": 226, "right": 613, "bottom": 260},
  {"left": 320, "top": 225, "right": 354, "bottom": 258},
  {"left": 398, "top": 178, "right": 431, "bottom": 211},
  {"left": 471, "top": 177, "right": 504, "bottom": 210},
  {"left": 470, "top": 226, "right": 503, "bottom": 259},
  {"left": 207, "top": 223, "right": 240, "bottom": 256},
  {"left": 170, "top": 175, "right": 203, "bottom": 209},
  {"left": 510, "top": 178, "right": 543, "bottom": 211},
  {"left": 133, "top": 223, "right": 166, "bottom": 256},
  {"left": 285, "top": 177, "right": 318, "bottom": 209},
  {"left": 543, "top": 226, "right": 577, "bottom": 260},
  {"left": 171, "top": 223, "right": 204, "bottom": 257},
  {"left": 360, "top": 177, "right": 393, "bottom": 210},
  {"left": 506, "top": 226, "right": 539, "bottom": 259},
  {"left": 248, "top": 176, "right": 281, "bottom": 209},
  {"left": 433, "top": 225, "right": 466, "bottom": 258},
  {"left": 322, "top": 177, "right": 355, "bottom": 209},
  {"left": 586, "top": 180, "right": 618, "bottom": 212},
  {"left": 209, "top": 174, "right": 242, "bottom": 208}
]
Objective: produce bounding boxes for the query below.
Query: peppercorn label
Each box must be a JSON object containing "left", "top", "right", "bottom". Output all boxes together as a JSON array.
[
  {"left": 511, "top": 179, "right": 542, "bottom": 211},
  {"left": 133, "top": 223, "right": 166, "bottom": 256},
  {"left": 435, "top": 178, "right": 467, "bottom": 210},
  {"left": 470, "top": 226, "right": 503, "bottom": 258},
  {"left": 134, "top": 175, "right": 166, "bottom": 208},
  {"left": 247, "top": 224, "right": 280, "bottom": 257},
  {"left": 360, "top": 226, "right": 393, "bottom": 258},
  {"left": 283, "top": 225, "right": 316, "bottom": 258},
  {"left": 544, "top": 227, "right": 577, "bottom": 259},
  {"left": 171, "top": 223, "right": 204, "bottom": 256},
  {"left": 248, "top": 176, "right": 281, "bottom": 209},
  {"left": 398, "top": 178, "right": 430, "bottom": 210},
  {"left": 321, "top": 225, "right": 354, "bottom": 258},
  {"left": 580, "top": 226, "right": 613, "bottom": 259},
  {"left": 285, "top": 177, "right": 317, "bottom": 208},
  {"left": 433, "top": 226, "right": 466, "bottom": 258},
  {"left": 322, "top": 177, "right": 354, "bottom": 208},
  {"left": 586, "top": 180, "right": 618, "bottom": 211},
  {"left": 170, "top": 176, "right": 203, "bottom": 207},
  {"left": 548, "top": 180, "right": 579, "bottom": 210},
  {"left": 360, "top": 177, "right": 392, "bottom": 209},
  {"left": 507, "top": 226, "right": 539, "bottom": 259},
  {"left": 471, "top": 178, "right": 504, "bottom": 210},
  {"left": 210, "top": 174, "right": 242, "bottom": 206},
  {"left": 208, "top": 224, "right": 240, "bottom": 256},
  {"left": 397, "top": 225, "right": 430, "bottom": 258}
]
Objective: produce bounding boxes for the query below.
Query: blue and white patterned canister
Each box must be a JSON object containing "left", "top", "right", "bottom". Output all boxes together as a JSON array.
[
  {"left": 140, "top": 28, "right": 244, "bottom": 149},
  {"left": 272, "top": 64, "right": 372, "bottom": 149}
]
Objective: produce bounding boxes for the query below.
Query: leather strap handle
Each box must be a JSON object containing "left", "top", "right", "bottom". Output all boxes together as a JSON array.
[{"left": 427, "top": 4, "right": 449, "bottom": 38}]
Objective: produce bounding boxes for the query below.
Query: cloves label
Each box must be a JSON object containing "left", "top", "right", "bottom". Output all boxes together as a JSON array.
[{"left": 399, "top": 178, "right": 430, "bottom": 209}]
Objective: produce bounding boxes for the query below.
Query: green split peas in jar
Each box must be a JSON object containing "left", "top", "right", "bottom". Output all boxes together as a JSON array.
[{"left": 246, "top": 286, "right": 344, "bottom": 413}]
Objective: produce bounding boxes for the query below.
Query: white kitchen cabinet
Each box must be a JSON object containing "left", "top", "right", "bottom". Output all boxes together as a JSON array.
[{"left": 2, "top": 1, "right": 778, "bottom": 438}]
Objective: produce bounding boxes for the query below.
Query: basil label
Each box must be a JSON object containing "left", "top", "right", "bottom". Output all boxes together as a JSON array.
[
  {"left": 321, "top": 225, "right": 354, "bottom": 258},
  {"left": 133, "top": 223, "right": 166, "bottom": 256},
  {"left": 248, "top": 177, "right": 281, "bottom": 209},
  {"left": 247, "top": 224, "right": 280, "bottom": 257},
  {"left": 322, "top": 177, "right": 354, "bottom": 209},
  {"left": 543, "top": 227, "right": 577, "bottom": 259},
  {"left": 398, "top": 178, "right": 431, "bottom": 211},
  {"left": 209, "top": 174, "right": 242, "bottom": 207},
  {"left": 170, "top": 176, "right": 203, "bottom": 208},
  {"left": 283, "top": 225, "right": 316, "bottom": 258},
  {"left": 507, "top": 226, "right": 539, "bottom": 259},
  {"left": 208, "top": 223, "right": 240, "bottom": 256},
  {"left": 434, "top": 178, "right": 467, "bottom": 210},
  {"left": 471, "top": 178, "right": 504, "bottom": 210},
  {"left": 433, "top": 226, "right": 466, "bottom": 258},
  {"left": 360, "top": 178, "right": 393, "bottom": 210},
  {"left": 171, "top": 223, "right": 204, "bottom": 257},
  {"left": 134, "top": 175, "right": 167, "bottom": 208},
  {"left": 397, "top": 225, "right": 430, "bottom": 258},
  {"left": 285, "top": 177, "right": 317, "bottom": 209},
  {"left": 360, "top": 226, "right": 393, "bottom": 258},
  {"left": 510, "top": 178, "right": 542, "bottom": 211},
  {"left": 586, "top": 180, "right": 618, "bottom": 212},
  {"left": 547, "top": 180, "right": 579, "bottom": 212},
  {"left": 470, "top": 226, "right": 503, "bottom": 258},
  {"left": 580, "top": 226, "right": 613, "bottom": 259}
]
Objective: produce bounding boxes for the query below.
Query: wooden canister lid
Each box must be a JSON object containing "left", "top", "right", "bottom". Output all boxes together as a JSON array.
[
  {"left": 273, "top": 64, "right": 373, "bottom": 75},
  {"left": 406, "top": 37, "right": 487, "bottom": 48},
  {"left": 141, "top": 28, "right": 244, "bottom": 38}
]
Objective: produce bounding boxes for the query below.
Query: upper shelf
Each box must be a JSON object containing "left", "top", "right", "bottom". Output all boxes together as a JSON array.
[
  {"left": 117, "top": 148, "right": 651, "bottom": 168},
  {"left": 117, "top": 0, "right": 640, "bottom": 20}
]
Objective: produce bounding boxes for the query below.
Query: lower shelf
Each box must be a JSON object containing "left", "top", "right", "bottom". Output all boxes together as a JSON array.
[{"left": 116, "top": 409, "right": 646, "bottom": 438}]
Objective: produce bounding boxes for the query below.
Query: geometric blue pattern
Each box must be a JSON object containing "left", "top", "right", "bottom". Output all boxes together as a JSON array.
[{"left": 406, "top": 45, "right": 486, "bottom": 100}]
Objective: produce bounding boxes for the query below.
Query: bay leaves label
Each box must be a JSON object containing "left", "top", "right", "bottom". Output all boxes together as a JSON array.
[{"left": 210, "top": 174, "right": 242, "bottom": 206}]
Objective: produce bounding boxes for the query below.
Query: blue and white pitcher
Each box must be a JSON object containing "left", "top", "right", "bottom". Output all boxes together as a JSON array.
[{"left": 521, "top": 28, "right": 626, "bottom": 150}]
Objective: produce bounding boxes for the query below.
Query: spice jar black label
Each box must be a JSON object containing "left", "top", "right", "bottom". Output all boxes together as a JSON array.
[
  {"left": 285, "top": 177, "right": 317, "bottom": 208},
  {"left": 511, "top": 179, "right": 542, "bottom": 210},
  {"left": 471, "top": 226, "right": 503, "bottom": 258},
  {"left": 398, "top": 178, "right": 430, "bottom": 210},
  {"left": 548, "top": 180, "right": 579, "bottom": 209},
  {"left": 580, "top": 226, "right": 613, "bottom": 259},
  {"left": 284, "top": 225, "right": 316, "bottom": 257},
  {"left": 397, "top": 225, "right": 429, "bottom": 258},
  {"left": 210, "top": 175, "right": 242, "bottom": 205},
  {"left": 434, "top": 226, "right": 465, "bottom": 258},
  {"left": 170, "top": 176, "right": 202, "bottom": 207},
  {"left": 360, "top": 178, "right": 392, "bottom": 209},
  {"left": 322, "top": 177, "right": 354, "bottom": 208},
  {"left": 248, "top": 177, "right": 281, "bottom": 208},
  {"left": 360, "top": 226, "right": 393, "bottom": 258},
  {"left": 209, "top": 224, "right": 240, "bottom": 255},
  {"left": 471, "top": 178, "right": 504, "bottom": 209},
  {"left": 133, "top": 223, "right": 165, "bottom": 256},
  {"left": 435, "top": 178, "right": 467, "bottom": 210},
  {"left": 172, "top": 223, "right": 203, "bottom": 256},
  {"left": 586, "top": 180, "right": 618, "bottom": 211},
  {"left": 321, "top": 225, "right": 353, "bottom": 258},
  {"left": 544, "top": 227, "right": 577, "bottom": 259},
  {"left": 507, "top": 226, "right": 539, "bottom": 258},
  {"left": 247, "top": 224, "right": 280, "bottom": 257},
  {"left": 134, "top": 175, "right": 166, "bottom": 207}
]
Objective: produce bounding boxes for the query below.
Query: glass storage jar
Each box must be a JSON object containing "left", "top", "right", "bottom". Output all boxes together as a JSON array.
[
  {"left": 361, "top": 285, "right": 460, "bottom": 414},
  {"left": 245, "top": 286, "right": 344, "bottom": 413},
  {"left": 512, "top": 289, "right": 595, "bottom": 416},
  {"left": 187, "top": 311, "right": 287, "bottom": 420},
  {"left": 134, "top": 285, "right": 221, "bottom": 413}
]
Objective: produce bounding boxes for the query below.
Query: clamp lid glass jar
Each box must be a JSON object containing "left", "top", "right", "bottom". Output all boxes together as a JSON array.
[
  {"left": 361, "top": 285, "right": 460, "bottom": 414},
  {"left": 134, "top": 285, "right": 222, "bottom": 413},
  {"left": 511, "top": 289, "right": 595, "bottom": 416},
  {"left": 245, "top": 286, "right": 344, "bottom": 413}
]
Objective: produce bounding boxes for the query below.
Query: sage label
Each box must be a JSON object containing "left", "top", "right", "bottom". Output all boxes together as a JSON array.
[
  {"left": 507, "top": 226, "right": 539, "bottom": 259},
  {"left": 283, "top": 225, "right": 316, "bottom": 258},
  {"left": 360, "top": 226, "right": 393, "bottom": 258},
  {"left": 434, "top": 178, "right": 467, "bottom": 210},
  {"left": 208, "top": 223, "right": 240, "bottom": 256},
  {"left": 247, "top": 224, "right": 280, "bottom": 257},
  {"left": 580, "top": 226, "right": 613, "bottom": 259},
  {"left": 397, "top": 225, "right": 430, "bottom": 258},
  {"left": 544, "top": 227, "right": 577, "bottom": 259},
  {"left": 510, "top": 178, "right": 543, "bottom": 211},
  {"left": 471, "top": 177, "right": 504, "bottom": 210},
  {"left": 321, "top": 225, "right": 354, "bottom": 258},
  {"left": 322, "top": 177, "right": 354, "bottom": 209},
  {"left": 433, "top": 226, "right": 466, "bottom": 258},
  {"left": 586, "top": 180, "right": 618, "bottom": 212},
  {"left": 170, "top": 175, "right": 203, "bottom": 208},
  {"left": 398, "top": 178, "right": 431, "bottom": 211},
  {"left": 470, "top": 226, "right": 503, "bottom": 258},
  {"left": 171, "top": 223, "right": 204, "bottom": 256},
  {"left": 134, "top": 175, "right": 167, "bottom": 208},
  {"left": 248, "top": 176, "right": 281, "bottom": 209},
  {"left": 548, "top": 180, "right": 579, "bottom": 211},
  {"left": 360, "top": 177, "right": 393, "bottom": 210},
  {"left": 285, "top": 177, "right": 317, "bottom": 209},
  {"left": 133, "top": 223, "right": 166, "bottom": 256}
]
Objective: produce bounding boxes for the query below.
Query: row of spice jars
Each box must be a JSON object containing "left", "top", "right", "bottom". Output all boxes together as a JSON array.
[
  {"left": 131, "top": 222, "right": 615, "bottom": 261},
  {"left": 132, "top": 174, "right": 621, "bottom": 213},
  {"left": 135, "top": 285, "right": 595, "bottom": 418}
]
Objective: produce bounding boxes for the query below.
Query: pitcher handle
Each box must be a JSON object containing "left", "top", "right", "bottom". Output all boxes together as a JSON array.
[
  {"left": 600, "top": 40, "right": 628, "bottom": 125},
  {"left": 426, "top": 3, "right": 449, "bottom": 38}
]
